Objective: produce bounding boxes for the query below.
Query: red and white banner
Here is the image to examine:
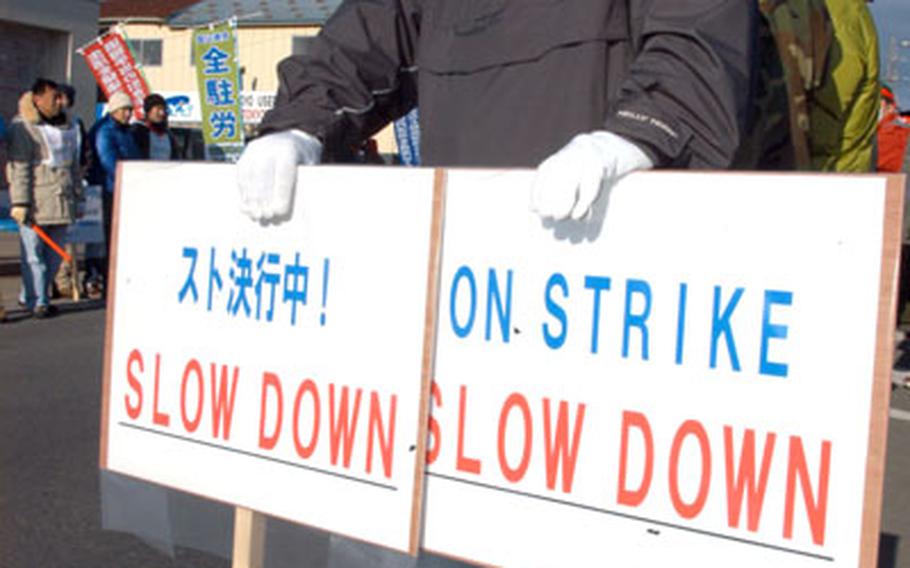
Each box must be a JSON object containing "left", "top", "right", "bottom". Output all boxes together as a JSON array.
[{"left": 81, "top": 32, "right": 150, "bottom": 120}]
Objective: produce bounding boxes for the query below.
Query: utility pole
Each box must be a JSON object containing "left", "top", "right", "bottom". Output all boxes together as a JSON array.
[
  {"left": 886, "top": 36, "right": 910, "bottom": 86},
  {"left": 887, "top": 35, "right": 899, "bottom": 83}
]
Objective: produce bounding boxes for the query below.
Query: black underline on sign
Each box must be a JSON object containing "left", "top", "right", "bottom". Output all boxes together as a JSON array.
[
  {"left": 427, "top": 471, "right": 834, "bottom": 562},
  {"left": 118, "top": 422, "right": 398, "bottom": 491}
]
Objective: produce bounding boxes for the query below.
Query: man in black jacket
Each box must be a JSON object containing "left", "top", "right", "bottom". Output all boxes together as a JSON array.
[{"left": 238, "top": 0, "right": 762, "bottom": 222}]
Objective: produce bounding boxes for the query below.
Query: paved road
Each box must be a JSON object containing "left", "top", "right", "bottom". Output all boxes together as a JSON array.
[
  {"left": 0, "top": 305, "right": 230, "bottom": 567},
  {"left": 1, "top": 297, "right": 910, "bottom": 567},
  {"left": 882, "top": 364, "right": 910, "bottom": 568}
]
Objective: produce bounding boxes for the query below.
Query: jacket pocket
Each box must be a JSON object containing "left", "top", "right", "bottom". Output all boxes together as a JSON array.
[
  {"left": 429, "top": 0, "right": 506, "bottom": 30},
  {"left": 418, "top": 0, "right": 627, "bottom": 73},
  {"left": 33, "top": 167, "right": 74, "bottom": 223}
]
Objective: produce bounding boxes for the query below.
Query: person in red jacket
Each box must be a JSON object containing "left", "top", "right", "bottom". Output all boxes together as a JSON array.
[{"left": 877, "top": 85, "right": 910, "bottom": 173}]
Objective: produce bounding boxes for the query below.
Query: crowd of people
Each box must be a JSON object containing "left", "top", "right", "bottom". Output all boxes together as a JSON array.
[{"left": 0, "top": 80, "right": 180, "bottom": 320}]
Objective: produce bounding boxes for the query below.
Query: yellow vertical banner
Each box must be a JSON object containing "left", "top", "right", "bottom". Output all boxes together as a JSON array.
[{"left": 193, "top": 20, "right": 244, "bottom": 161}]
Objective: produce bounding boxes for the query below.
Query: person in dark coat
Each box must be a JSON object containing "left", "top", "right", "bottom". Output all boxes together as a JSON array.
[
  {"left": 131, "top": 93, "right": 179, "bottom": 161},
  {"left": 238, "top": 0, "right": 763, "bottom": 222},
  {"left": 55, "top": 84, "right": 89, "bottom": 171},
  {"left": 51, "top": 83, "right": 88, "bottom": 299},
  {"left": 84, "top": 92, "right": 142, "bottom": 297}
]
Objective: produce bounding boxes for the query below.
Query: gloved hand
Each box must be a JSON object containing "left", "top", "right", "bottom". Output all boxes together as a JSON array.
[
  {"left": 237, "top": 129, "right": 323, "bottom": 222},
  {"left": 10, "top": 205, "right": 29, "bottom": 225},
  {"left": 531, "top": 131, "right": 654, "bottom": 221}
]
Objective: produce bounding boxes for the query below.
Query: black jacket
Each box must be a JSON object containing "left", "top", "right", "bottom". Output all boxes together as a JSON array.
[
  {"left": 131, "top": 123, "right": 179, "bottom": 160},
  {"left": 260, "top": 0, "right": 762, "bottom": 169}
]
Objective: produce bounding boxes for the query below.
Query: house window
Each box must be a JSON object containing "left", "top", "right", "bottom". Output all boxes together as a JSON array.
[
  {"left": 292, "top": 36, "right": 315, "bottom": 56},
  {"left": 128, "top": 39, "right": 163, "bottom": 67}
]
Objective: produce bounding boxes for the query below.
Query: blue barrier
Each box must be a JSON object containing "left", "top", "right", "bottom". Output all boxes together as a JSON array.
[
  {"left": 393, "top": 108, "right": 421, "bottom": 166},
  {"left": 0, "top": 203, "right": 15, "bottom": 233}
]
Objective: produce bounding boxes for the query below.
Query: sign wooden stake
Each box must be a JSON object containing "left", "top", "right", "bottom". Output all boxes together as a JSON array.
[
  {"left": 232, "top": 507, "right": 266, "bottom": 568},
  {"left": 68, "top": 244, "right": 81, "bottom": 301}
]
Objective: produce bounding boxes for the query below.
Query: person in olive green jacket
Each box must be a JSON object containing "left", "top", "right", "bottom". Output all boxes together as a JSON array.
[{"left": 810, "top": 0, "right": 880, "bottom": 172}]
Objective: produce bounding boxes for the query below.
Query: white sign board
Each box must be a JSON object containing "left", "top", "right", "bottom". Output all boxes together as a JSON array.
[
  {"left": 239, "top": 91, "right": 277, "bottom": 125},
  {"left": 101, "top": 163, "right": 440, "bottom": 554},
  {"left": 66, "top": 184, "right": 104, "bottom": 244},
  {"left": 423, "top": 170, "right": 900, "bottom": 567},
  {"left": 160, "top": 91, "right": 202, "bottom": 123}
]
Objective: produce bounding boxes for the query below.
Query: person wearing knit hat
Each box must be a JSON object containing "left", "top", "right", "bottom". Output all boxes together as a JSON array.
[
  {"left": 106, "top": 91, "right": 133, "bottom": 115},
  {"left": 142, "top": 93, "right": 166, "bottom": 116},
  {"left": 132, "top": 93, "right": 178, "bottom": 161},
  {"left": 50, "top": 83, "right": 89, "bottom": 300},
  {"left": 83, "top": 92, "right": 142, "bottom": 299},
  {"left": 89, "top": 92, "right": 138, "bottom": 191}
]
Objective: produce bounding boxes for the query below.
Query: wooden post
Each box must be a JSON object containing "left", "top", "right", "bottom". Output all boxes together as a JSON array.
[
  {"left": 69, "top": 244, "right": 81, "bottom": 301},
  {"left": 232, "top": 507, "right": 266, "bottom": 568},
  {"left": 859, "top": 176, "right": 905, "bottom": 567}
]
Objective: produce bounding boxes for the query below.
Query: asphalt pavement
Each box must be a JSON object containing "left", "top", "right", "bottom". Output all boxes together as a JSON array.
[
  {"left": 0, "top": 229, "right": 229, "bottom": 567},
  {"left": 1, "top": 227, "right": 910, "bottom": 567}
]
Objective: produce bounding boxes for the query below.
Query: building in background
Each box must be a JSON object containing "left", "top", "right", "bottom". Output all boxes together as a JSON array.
[
  {"left": 98, "top": 0, "right": 396, "bottom": 154},
  {"left": 0, "top": 0, "right": 101, "bottom": 188},
  {"left": 869, "top": 0, "right": 910, "bottom": 108},
  {"left": 0, "top": 0, "right": 100, "bottom": 123}
]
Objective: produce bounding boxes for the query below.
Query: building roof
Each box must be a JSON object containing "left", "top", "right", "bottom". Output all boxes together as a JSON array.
[
  {"left": 99, "top": 0, "right": 200, "bottom": 22},
  {"left": 168, "top": 0, "right": 343, "bottom": 27}
]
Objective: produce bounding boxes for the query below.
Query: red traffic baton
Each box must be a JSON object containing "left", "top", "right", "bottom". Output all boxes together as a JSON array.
[{"left": 31, "top": 223, "right": 72, "bottom": 264}]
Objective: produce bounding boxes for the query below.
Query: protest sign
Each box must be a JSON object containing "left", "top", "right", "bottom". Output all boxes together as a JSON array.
[
  {"left": 422, "top": 170, "right": 902, "bottom": 567},
  {"left": 66, "top": 185, "right": 104, "bottom": 244},
  {"left": 394, "top": 109, "right": 421, "bottom": 167},
  {"left": 100, "top": 163, "right": 442, "bottom": 554},
  {"left": 160, "top": 91, "right": 278, "bottom": 125},
  {"left": 81, "top": 31, "right": 150, "bottom": 120},
  {"left": 193, "top": 21, "right": 244, "bottom": 161},
  {"left": 239, "top": 91, "right": 277, "bottom": 125}
]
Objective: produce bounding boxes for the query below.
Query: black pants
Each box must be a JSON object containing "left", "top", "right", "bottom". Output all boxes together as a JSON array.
[{"left": 85, "top": 190, "right": 114, "bottom": 286}]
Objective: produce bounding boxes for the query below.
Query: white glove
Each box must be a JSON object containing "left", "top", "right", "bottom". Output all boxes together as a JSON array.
[
  {"left": 531, "top": 131, "right": 654, "bottom": 221},
  {"left": 237, "top": 129, "right": 323, "bottom": 222}
]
